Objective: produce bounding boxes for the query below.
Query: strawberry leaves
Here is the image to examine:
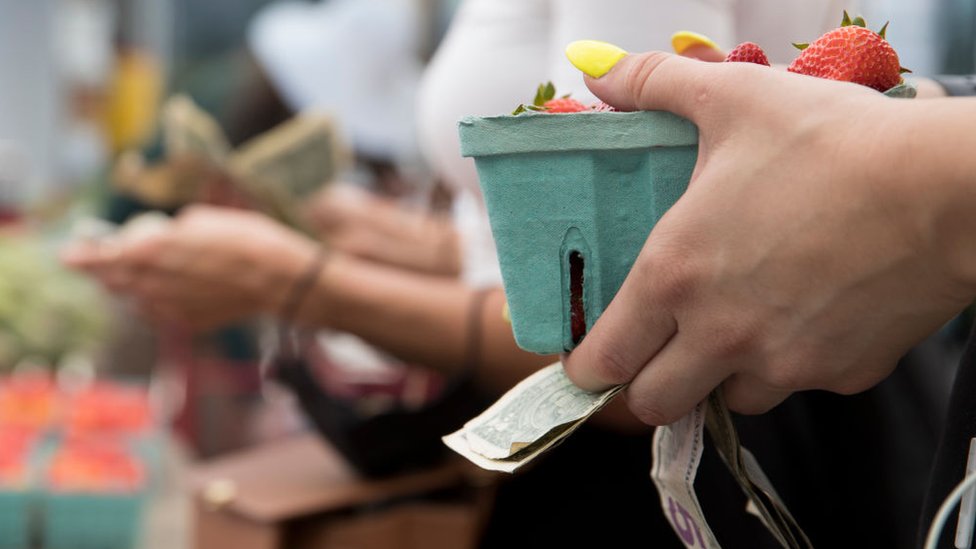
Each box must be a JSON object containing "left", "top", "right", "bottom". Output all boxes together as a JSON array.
[{"left": 513, "top": 81, "right": 558, "bottom": 115}]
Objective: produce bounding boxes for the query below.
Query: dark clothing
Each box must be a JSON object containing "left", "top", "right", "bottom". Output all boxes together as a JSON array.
[
  {"left": 479, "top": 342, "right": 948, "bottom": 549},
  {"left": 919, "top": 325, "right": 976, "bottom": 548}
]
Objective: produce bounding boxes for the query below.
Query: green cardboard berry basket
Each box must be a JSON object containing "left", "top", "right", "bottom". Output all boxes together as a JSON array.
[
  {"left": 41, "top": 490, "right": 146, "bottom": 549},
  {"left": 460, "top": 84, "right": 914, "bottom": 355},
  {"left": 0, "top": 488, "right": 33, "bottom": 549},
  {"left": 459, "top": 110, "right": 698, "bottom": 354},
  {"left": 39, "top": 435, "right": 149, "bottom": 549}
]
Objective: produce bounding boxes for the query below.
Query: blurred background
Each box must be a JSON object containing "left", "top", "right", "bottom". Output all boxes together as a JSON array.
[{"left": 0, "top": 0, "right": 972, "bottom": 548}]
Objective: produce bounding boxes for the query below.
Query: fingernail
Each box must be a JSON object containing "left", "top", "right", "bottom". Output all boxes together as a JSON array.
[
  {"left": 565, "top": 40, "right": 628, "bottom": 78},
  {"left": 670, "top": 31, "right": 720, "bottom": 54}
]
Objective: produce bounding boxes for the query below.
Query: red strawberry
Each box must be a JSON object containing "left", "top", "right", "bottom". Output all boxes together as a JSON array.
[
  {"left": 724, "top": 42, "right": 770, "bottom": 66},
  {"left": 543, "top": 98, "right": 588, "bottom": 113},
  {"left": 787, "top": 12, "right": 907, "bottom": 92}
]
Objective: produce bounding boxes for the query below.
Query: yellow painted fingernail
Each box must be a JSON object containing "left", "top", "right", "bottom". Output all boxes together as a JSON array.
[
  {"left": 671, "top": 31, "right": 720, "bottom": 54},
  {"left": 565, "top": 40, "right": 628, "bottom": 78}
]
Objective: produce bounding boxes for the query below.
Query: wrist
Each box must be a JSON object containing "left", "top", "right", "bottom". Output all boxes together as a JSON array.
[
  {"left": 890, "top": 100, "right": 976, "bottom": 296},
  {"left": 292, "top": 251, "right": 346, "bottom": 328},
  {"left": 253, "top": 236, "right": 322, "bottom": 315}
]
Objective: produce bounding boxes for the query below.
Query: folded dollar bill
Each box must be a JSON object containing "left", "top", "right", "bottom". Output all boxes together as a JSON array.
[
  {"left": 158, "top": 95, "right": 348, "bottom": 232},
  {"left": 443, "top": 362, "right": 623, "bottom": 473}
]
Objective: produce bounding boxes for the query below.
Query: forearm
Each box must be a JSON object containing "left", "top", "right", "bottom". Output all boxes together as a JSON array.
[
  {"left": 295, "top": 253, "right": 552, "bottom": 391},
  {"left": 886, "top": 98, "right": 976, "bottom": 292}
]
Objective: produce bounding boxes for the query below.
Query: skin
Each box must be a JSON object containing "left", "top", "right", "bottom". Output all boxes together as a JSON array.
[
  {"left": 561, "top": 51, "right": 976, "bottom": 425},
  {"left": 63, "top": 51, "right": 952, "bottom": 435},
  {"left": 63, "top": 201, "right": 644, "bottom": 430},
  {"left": 304, "top": 185, "right": 460, "bottom": 277}
]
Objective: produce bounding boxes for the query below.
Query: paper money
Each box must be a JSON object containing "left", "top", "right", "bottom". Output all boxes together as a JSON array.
[
  {"left": 161, "top": 94, "right": 231, "bottom": 166},
  {"left": 703, "top": 392, "right": 813, "bottom": 548},
  {"left": 158, "top": 95, "right": 348, "bottom": 232},
  {"left": 228, "top": 113, "right": 349, "bottom": 231},
  {"left": 443, "top": 362, "right": 623, "bottom": 473},
  {"left": 651, "top": 401, "right": 722, "bottom": 549}
]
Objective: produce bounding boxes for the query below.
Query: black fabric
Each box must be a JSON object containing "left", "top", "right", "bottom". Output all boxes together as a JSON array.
[
  {"left": 477, "top": 424, "right": 686, "bottom": 549},
  {"left": 275, "top": 355, "right": 490, "bottom": 478},
  {"left": 479, "top": 345, "right": 946, "bottom": 549},
  {"left": 918, "top": 326, "right": 976, "bottom": 548}
]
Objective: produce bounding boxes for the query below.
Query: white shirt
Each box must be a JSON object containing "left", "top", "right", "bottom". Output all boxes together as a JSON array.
[{"left": 416, "top": 0, "right": 853, "bottom": 287}]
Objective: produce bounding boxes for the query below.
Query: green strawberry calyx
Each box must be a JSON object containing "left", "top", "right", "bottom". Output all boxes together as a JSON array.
[{"left": 512, "top": 81, "right": 568, "bottom": 115}]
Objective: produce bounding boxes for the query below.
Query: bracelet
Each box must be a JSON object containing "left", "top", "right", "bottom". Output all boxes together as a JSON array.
[
  {"left": 463, "top": 288, "right": 493, "bottom": 375},
  {"left": 279, "top": 246, "right": 330, "bottom": 326}
]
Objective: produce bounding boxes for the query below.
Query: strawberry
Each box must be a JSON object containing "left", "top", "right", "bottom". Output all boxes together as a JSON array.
[
  {"left": 511, "top": 82, "right": 618, "bottom": 115},
  {"left": 725, "top": 42, "right": 770, "bottom": 66},
  {"left": 788, "top": 11, "right": 908, "bottom": 92},
  {"left": 543, "top": 97, "right": 588, "bottom": 113}
]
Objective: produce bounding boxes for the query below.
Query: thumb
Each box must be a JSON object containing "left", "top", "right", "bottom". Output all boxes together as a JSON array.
[{"left": 566, "top": 41, "right": 717, "bottom": 121}]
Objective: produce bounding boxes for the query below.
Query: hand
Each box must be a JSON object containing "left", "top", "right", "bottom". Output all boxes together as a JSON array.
[
  {"left": 562, "top": 50, "right": 976, "bottom": 425},
  {"left": 62, "top": 205, "right": 319, "bottom": 331},
  {"left": 304, "top": 185, "right": 459, "bottom": 276}
]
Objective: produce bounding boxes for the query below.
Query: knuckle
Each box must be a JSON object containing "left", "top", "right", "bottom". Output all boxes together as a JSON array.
[
  {"left": 724, "top": 390, "right": 778, "bottom": 415},
  {"left": 588, "top": 342, "right": 641, "bottom": 385},
  {"left": 626, "top": 393, "right": 678, "bottom": 426},
  {"left": 625, "top": 52, "right": 674, "bottom": 108},
  {"left": 703, "top": 321, "right": 761, "bottom": 361},
  {"left": 639, "top": 251, "right": 701, "bottom": 308},
  {"left": 761, "top": 357, "right": 817, "bottom": 393},
  {"left": 827, "top": 368, "right": 885, "bottom": 396}
]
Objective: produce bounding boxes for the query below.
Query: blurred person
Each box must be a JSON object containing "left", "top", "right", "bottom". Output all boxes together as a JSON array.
[{"left": 62, "top": 0, "right": 952, "bottom": 546}]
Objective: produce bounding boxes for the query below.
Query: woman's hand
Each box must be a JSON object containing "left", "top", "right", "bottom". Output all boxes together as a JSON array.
[
  {"left": 562, "top": 47, "right": 976, "bottom": 425},
  {"left": 63, "top": 205, "right": 320, "bottom": 331},
  {"left": 305, "top": 185, "right": 459, "bottom": 276}
]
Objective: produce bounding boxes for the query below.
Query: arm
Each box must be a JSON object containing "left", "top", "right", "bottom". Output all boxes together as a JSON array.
[
  {"left": 560, "top": 47, "right": 976, "bottom": 425},
  {"left": 304, "top": 185, "right": 460, "bottom": 277}
]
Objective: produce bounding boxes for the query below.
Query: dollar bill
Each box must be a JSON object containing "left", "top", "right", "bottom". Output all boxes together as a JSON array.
[
  {"left": 443, "top": 362, "right": 623, "bottom": 473},
  {"left": 703, "top": 392, "right": 813, "bottom": 548},
  {"left": 159, "top": 95, "right": 348, "bottom": 232},
  {"left": 228, "top": 112, "right": 349, "bottom": 232},
  {"left": 651, "top": 401, "right": 722, "bottom": 549},
  {"left": 161, "top": 94, "right": 231, "bottom": 166}
]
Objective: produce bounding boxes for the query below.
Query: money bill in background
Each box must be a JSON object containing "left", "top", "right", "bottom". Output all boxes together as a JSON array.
[
  {"left": 161, "top": 94, "right": 231, "bottom": 166},
  {"left": 443, "top": 362, "right": 623, "bottom": 473},
  {"left": 228, "top": 113, "right": 350, "bottom": 232},
  {"left": 159, "top": 95, "right": 349, "bottom": 233}
]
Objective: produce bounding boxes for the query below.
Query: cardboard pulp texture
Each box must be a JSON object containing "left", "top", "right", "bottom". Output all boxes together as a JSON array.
[
  {"left": 460, "top": 111, "right": 698, "bottom": 354},
  {"left": 0, "top": 489, "right": 31, "bottom": 549},
  {"left": 42, "top": 491, "right": 145, "bottom": 549}
]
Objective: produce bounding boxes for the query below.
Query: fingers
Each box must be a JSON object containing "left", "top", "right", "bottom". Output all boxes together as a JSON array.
[
  {"left": 622, "top": 332, "right": 730, "bottom": 425},
  {"left": 562, "top": 253, "right": 679, "bottom": 392},
  {"left": 581, "top": 51, "right": 714, "bottom": 120},
  {"left": 720, "top": 372, "right": 792, "bottom": 416},
  {"left": 671, "top": 30, "right": 725, "bottom": 62},
  {"left": 679, "top": 44, "right": 725, "bottom": 62}
]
